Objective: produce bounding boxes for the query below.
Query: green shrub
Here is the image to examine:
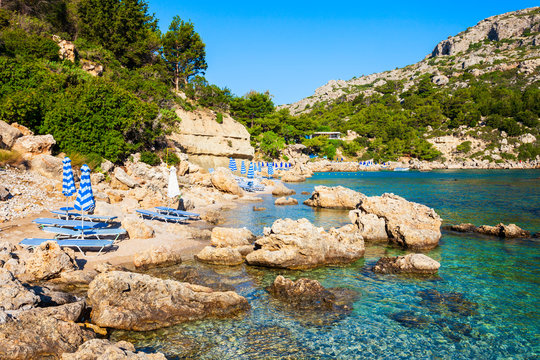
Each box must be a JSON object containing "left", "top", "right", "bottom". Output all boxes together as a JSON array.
[
  {"left": 456, "top": 141, "right": 472, "bottom": 153},
  {"left": 163, "top": 151, "right": 180, "bottom": 166},
  {"left": 216, "top": 112, "right": 223, "bottom": 124},
  {"left": 140, "top": 151, "right": 161, "bottom": 166},
  {"left": 0, "top": 30, "right": 59, "bottom": 61},
  {"left": 517, "top": 142, "right": 540, "bottom": 160}
]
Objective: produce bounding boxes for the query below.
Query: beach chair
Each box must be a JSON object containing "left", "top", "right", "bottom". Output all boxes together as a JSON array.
[
  {"left": 154, "top": 207, "right": 200, "bottom": 219},
  {"left": 20, "top": 238, "right": 114, "bottom": 256},
  {"left": 136, "top": 209, "right": 187, "bottom": 223},
  {"left": 41, "top": 226, "right": 126, "bottom": 241},
  {"left": 33, "top": 218, "right": 109, "bottom": 229},
  {"left": 51, "top": 210, "right": 118, "bottom": 222}
]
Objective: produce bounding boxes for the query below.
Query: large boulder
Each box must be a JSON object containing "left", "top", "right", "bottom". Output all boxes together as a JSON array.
[
  {"left": 210, "top": 167, "right": 244, "bottom": 196},
  {"left": 87, "top": 271, "right": 250, "bottom": 331},
  {"left": 373, "top": 254, "right": 440, "bottom": 275},
  {"left": 0, "top": 302, "right": 93, "bottom": 360},
  {"left": 12, "top": 134, "right": 55, "bottom": 157},
  {"left": 114, "top": 167, "right": 139, "bottom": 188},
  {"left": 61, "top": 339, "right": 167, "bottom": 360},
  {"left": 245, "top": 218, "right": 364, "bottom": 269},
  {"left": 121, "top": 217, "right": 154, "bottom": 239},
  {"left": 29, "top": 154, "right": 63, "bottom": 178},
  {"left": 271, "top": 182, "right": 296, "bottom": 196},
  {"left": 133, "top": 245, "right": 183, "bottom": 269},
  {"left": 0, "top": 120, "right": 22, "bottom": 148},
  {"left": 195, "top": 246, "right": 244, "bottom": 266},
  {"left": 210, "top": 227, "right": 255, "bottom": 248},
  {"left": 274, "top": 197, "right": 298, "bottom": 206},
  {"left": 281, "top": 172, "right": 306, "bottom": 183},
  {"left": 0, "top": 186, "right": 12, "bottom": 201},
  {"left": 0, "top": 269, "right": 40, "bottom": 311},
  {"left": 21, "top": 241, "right": 78, "bottom": 281},
  {"left": 357, "top": 193, "right": 442, "bottom": 250},
  {"left": 304, "top": 186, "right": 366, "bottom": 209},
  {"left": 348, "top": 211, "right": 388, "bottom": 243}
]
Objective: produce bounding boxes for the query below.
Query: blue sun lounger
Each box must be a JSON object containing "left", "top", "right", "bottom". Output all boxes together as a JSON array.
[
  {"left": 154, "top": 207, "right": 200, "bottom": 219},
  {"left": 33, "top": 218, "right": 109, "bottom": 229},
  {"left": 41, "top": 226, "right": 126, "bottom": 241},
  {"left": 50, "top": 210, "right": 118, "bottom": 222},
  {"left": 136, "top": 209, "right": 187, "bottom": 223},
  {"left": 20, "top": 238, "right": 114, "bottom": 256}
]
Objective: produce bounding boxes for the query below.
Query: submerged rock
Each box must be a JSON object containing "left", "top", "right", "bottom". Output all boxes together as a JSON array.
[
  {"left": 304, "top": 186, "right": 366, "bottom": 209},
  {"left": 373, "top": 254, "right": 440, "bottom": 275},
  {"left": 268, "top": 275, "right": 357, "bottom": 312},
  {"left": 446, "top": 222, "right": 531, "bottom": 238},
  {"left": 253, "top": 206, "right": 266, "bottom": 211},
  {"left": 171, "top": 266, "right": 236, "bottom": 292},
  {"left": 61, "top": 339, "right": 167, "bottom": 360},
  {"left": 417, "top": 289, "right": 478, "bottom": 317},
  {"left": 245, "top": 218, "right": 364, "bottom": 269},
  {"left": 87, "top": 271, "right": 249, "bottom": 331},
  {"left": 390, "top": 310, "right": 430, "bottom": 328}
]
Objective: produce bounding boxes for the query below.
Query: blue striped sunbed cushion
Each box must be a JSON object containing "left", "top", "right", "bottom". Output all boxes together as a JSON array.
[
  {"left": 33, "top": 218, "right": 108, "bottom": 228},
  {"left": 41, "top": 227, "right": 125, "bottom": 237},
  {"left": 154, "top": 207, "right": 200, "bottom": 218},
  {"left": 51, "top": 210, "right": 118, "bottom": 221},
  {"left": 20, "top": 238, "right": 114, "bottom": 248},
  {"left": 136, "top": 209, "right": 187, "bottom": 222}
]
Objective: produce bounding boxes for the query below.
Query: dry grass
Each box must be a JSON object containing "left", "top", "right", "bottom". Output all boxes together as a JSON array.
[{"left": 0, "top": 150, "right": 25, "bottom": 167}]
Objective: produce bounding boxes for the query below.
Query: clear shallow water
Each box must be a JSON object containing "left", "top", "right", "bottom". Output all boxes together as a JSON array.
[{"left": 112, "top": 170, "right": 540, "bottom": 359}]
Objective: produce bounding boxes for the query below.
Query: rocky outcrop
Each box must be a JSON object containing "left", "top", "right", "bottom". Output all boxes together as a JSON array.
[
  {"left": 20, "top": 241, "right": 79, "bottom": 281},
  {"left": 351, "top": 193, "right": 442, "bottom": 250},
  {"left": 272, "top": 182, "right": 296, "bottom": 196},
  {"left": 133, "top": 245, "right": 183, "bottom": 269},
  {"left": 274, "top": 197, "right": 298, "bottom": 205},
  {"left": 245, "top": 218, "right": 364, "bottom": 269},
  {"left": 0, "top": 269, "right": 39, "bottom": 311},
  {"left": 210, "top": 167, "right": 244, "bottom": 196},
  {"left": 268, "top": 275, "right": 356, "bottom": 312},
  {"left": 0, "top": 186, "right": 12, "bottom": 201},
  {"left": 29, "top": 154, "right": 63, "bottom": 178},
  {"left": 304, "top": 186, "right": 366, "bottom": 209},
  {"left": 121, "top": 217, "right": 154, "bottom": 239},
  {"left": 210, "top": 227, "right": 255, "bottom": 248},
  {"left": 87, "top": 271, "right": 250, "bottom": 331},
  {"left": 195, "top": 246, "right": 244, "bottom": 266},
  {"left": 0, "top": 120, "right": 22, "bottom": 148},
  {"left": 446, "top": 222, "right": 531, "bottom": 238},
  {"left": 168, "top": 108, "right": 254, "bottom": 169},
  {"left": 373, "top": 254, "right": 440, "bottom": 275},
  {"left": 61, "top": 339, "right": 167, "bottom": 360},
  {"left": 114, "top": 167, "right": 139, "bottom": 189},
  {"left": 281, "top": 172, "right": 306, "bottom": 183},
  {"left": 348, "top": 211, "right": 388, "bottom": 243},
  {"left": 0, "top": 301, "right": 92, "bottom": 360},
  {"left": 12, "top": 134, "right": 55, "bottom": 158}
]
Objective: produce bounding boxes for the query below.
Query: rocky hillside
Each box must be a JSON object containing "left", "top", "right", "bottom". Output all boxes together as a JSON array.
[{"left": 282, "top": 7, "right": 540, "bottom": 114}]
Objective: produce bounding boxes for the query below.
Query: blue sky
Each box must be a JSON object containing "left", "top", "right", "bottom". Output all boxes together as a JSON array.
[{"left": 148, "top": 1, "right": 538, "bottom": 105}]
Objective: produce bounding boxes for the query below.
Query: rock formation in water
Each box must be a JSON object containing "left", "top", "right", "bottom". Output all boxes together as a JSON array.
[
  {"left": 446, "top": 222, "right": 531, "bottom": 238},
  {"left": 373, "top": 254, "right": 440, "bottom": 275}
]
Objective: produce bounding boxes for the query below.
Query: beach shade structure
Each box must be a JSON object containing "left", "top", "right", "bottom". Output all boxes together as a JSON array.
[
  {"left": 61, "top": 157, "right": 76, "bottom": 211},
  {"left": 258, "top": 163, "right": 262, "bottom": 172},
  {"left": 268, "top": 163, "right": 274, "bottom": 177},
  {"left": 73, "top": 164, "right": 95, "bottom": 238},
  {"left": 240, "top": 160, "right": 246, "bottom": 175},
  {"left": 229, "top": 158, "right": 237, "bottom": 172},
  {"left": 247, "top": 162, "right": 255, "bottom": 180}
]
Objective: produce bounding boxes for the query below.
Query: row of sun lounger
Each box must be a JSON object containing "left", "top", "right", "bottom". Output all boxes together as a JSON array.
[{"left": 21, "top": 206, "right": 201, "bottom": 256}]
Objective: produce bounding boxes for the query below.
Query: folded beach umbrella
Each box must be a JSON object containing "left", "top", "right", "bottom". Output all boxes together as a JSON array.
[
  {"left": 247, "top": 162, "right": 254, "bottom": 180},
  {"left": 240, "top": 160, "right": 246, "bottom": 175},
  {"left": 74, "top": 164, "right": 95, "bottom": 237},
  {"left": 62, "top": 157, "right": 76, "bottom": 209},
  {"left": 167, "top": 166, "right": 181, "bottom": 199},
  {"left": 258, "top": 163, "right": 262, "bottom": 172},
  {"left": 268, "top": 162, "right": 274, "bottom": 177},
  {"left": 229, "top": 158, "right": 237, "bottom": 172}
]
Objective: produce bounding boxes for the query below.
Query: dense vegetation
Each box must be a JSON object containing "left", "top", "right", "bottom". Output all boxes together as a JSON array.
[{"left": 0, "top": 1, "right": 538, "bottom": 164}]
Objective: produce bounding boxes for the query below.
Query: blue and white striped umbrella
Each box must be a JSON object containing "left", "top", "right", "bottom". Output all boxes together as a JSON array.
[
  {"left": 228, "top": 158, "right": 237, "bottom": 172},
  {"left": 62, "top": 157, "right": 76, "bottom": 197},
  {"left": 240, "top": 160, "right": 246, "bottom": 175},
  {"left": 268, "top": 163, "right": 274, "bottom": 176},
  {"left": 74, "top": 164, "right": 95, "bottom": 212},
  {"left": 258, "top": 163, "right": 262, "bottom": 172},
  {"left": 247, "top": 162, "right": 254, "bottom": 179}
]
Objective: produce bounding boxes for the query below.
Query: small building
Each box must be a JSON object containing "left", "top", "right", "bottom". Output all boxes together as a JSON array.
[{"left": 306, "top": 131, "right": 342, "bottom": 140}]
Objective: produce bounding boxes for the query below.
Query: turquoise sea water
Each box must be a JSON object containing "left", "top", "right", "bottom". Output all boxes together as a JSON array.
[{"left": 113, "top": 170, "right": 540, "bottom": 359}]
